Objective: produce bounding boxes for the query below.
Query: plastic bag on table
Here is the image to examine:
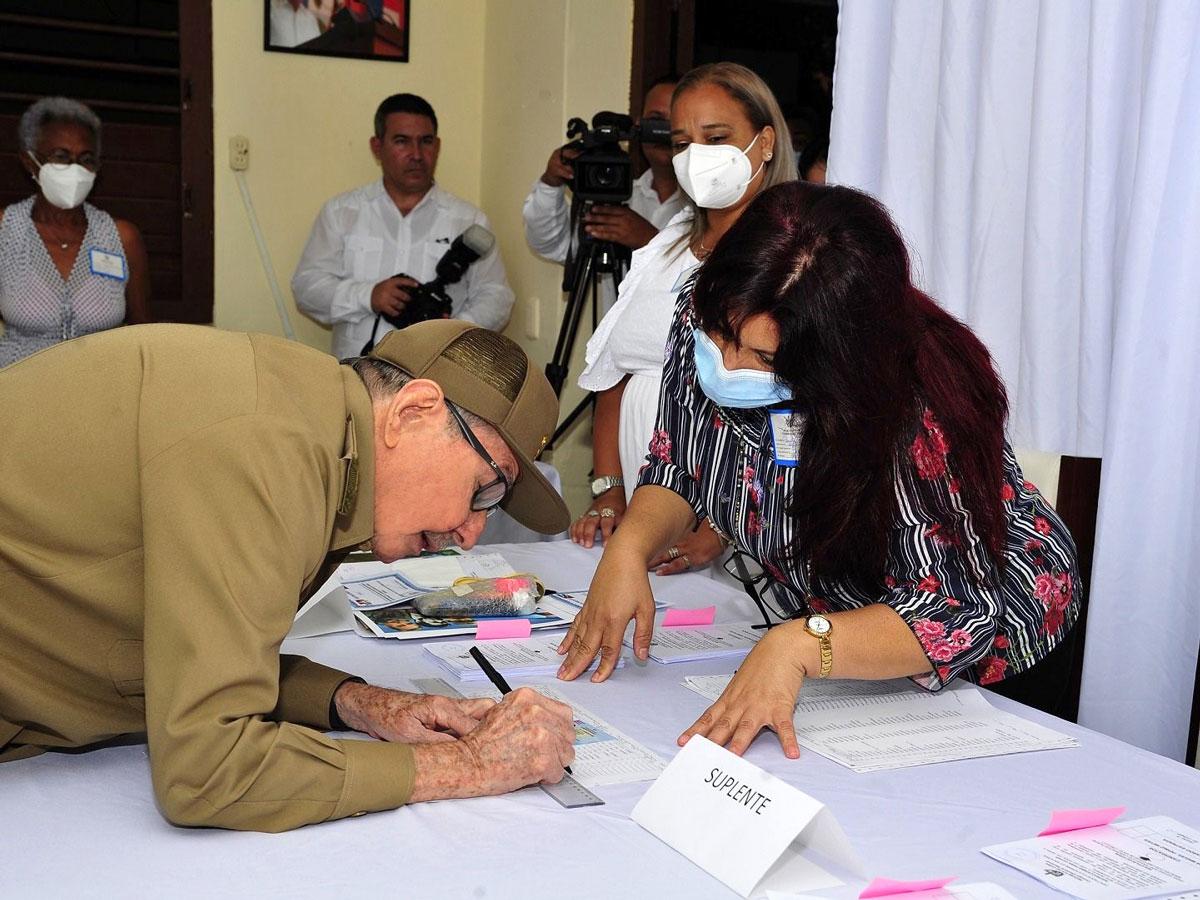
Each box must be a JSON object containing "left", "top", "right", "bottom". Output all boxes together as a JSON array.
[{"left": 411, "top": 575, "right": 545, "bottom": 617}]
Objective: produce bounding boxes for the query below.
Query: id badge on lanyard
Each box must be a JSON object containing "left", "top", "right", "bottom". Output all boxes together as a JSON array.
[{"left": 768, "top": 408, "right": 801, "bottom": 467}]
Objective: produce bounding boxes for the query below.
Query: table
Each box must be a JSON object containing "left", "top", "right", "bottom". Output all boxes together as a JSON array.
[{"left": 2, "top": 541, "right": 1198, "bottom": 899}]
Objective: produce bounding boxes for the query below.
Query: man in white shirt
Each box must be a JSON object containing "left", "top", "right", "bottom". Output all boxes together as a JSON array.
[
  {"left": 294, "top": 93, "right": 515, "bottom": 360},
  {"left": 521, "top": 77, "right": 683, "bottom": 313}
]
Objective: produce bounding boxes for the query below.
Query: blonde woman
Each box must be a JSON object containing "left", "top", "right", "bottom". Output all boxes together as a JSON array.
[{"left": 571, "top": 63, "right": 797, "bottom": 577}]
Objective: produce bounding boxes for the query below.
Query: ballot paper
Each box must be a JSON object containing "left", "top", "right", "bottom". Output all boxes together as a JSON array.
[
  {"left": 423, "top": 633, "right": 622, "bottom": 681},
  {"left": 625, "top": 621, "right": 762, "bottom": 663},
  {"left": 982, "top": 816, "right": 1200, "bottom": 900},
  {"left": 465, "top": 685, "right": 664, "bottom": 788},
  {"left": 683, "top": 675, "right": 1077, "bottom": 772}
]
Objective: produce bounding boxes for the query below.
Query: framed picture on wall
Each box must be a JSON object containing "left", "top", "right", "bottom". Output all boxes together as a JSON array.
[{"left": 264, "top": 1, "right": 409, "bottom": 62}]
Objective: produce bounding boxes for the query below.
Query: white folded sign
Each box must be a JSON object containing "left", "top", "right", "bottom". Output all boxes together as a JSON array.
[{"left": 632, "top": 735, "right": 865, "bottom": 898}]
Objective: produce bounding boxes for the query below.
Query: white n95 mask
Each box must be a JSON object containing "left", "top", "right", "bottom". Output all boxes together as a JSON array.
[
  {"left": 672, "top": 131, "right": 763, "bottom": 210},
  {"left": 29, "top": 152, "right": 96, "bottom": 210}
]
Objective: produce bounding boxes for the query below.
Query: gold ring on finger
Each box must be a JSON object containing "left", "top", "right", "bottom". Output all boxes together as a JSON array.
[
  {"left": 680, "top": 554, "right": 692, "bottom": 569},
  {"left": 667, "top": 546, "right": 680, "bottom": 559},
  {"left": 599, "top": 507, "right": 616, "bottom": 518}
]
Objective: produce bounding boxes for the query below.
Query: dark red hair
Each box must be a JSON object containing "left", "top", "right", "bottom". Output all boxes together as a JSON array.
[{"left": 693, "top": 181, "right": 1008, "bottom": 589}]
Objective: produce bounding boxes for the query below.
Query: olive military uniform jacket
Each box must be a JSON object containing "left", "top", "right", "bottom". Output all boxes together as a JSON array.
[{"left": 0, "top": 325, "right": 414, "bottom": 831}]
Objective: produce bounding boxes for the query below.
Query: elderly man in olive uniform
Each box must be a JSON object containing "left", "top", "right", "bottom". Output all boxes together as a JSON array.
[{"left": 0, "top": 320, "right": 576, "bottom": 832}]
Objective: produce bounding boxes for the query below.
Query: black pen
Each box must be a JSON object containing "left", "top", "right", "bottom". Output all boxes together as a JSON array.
[{"left": 469, "top": 645, "right": 572, "bottom": 774}]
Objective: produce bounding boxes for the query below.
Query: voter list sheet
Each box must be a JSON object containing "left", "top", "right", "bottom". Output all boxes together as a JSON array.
[{"left": 683, "top": 675, "right": 1077, "bottom": 773}]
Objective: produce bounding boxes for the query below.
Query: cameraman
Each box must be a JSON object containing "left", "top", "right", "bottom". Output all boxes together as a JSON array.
[
  {"left": 522, "top": 76, "right": 683, "bottom": 308},
  {"left": 293, "top": 93, "right": 514, "bottom": 360}
]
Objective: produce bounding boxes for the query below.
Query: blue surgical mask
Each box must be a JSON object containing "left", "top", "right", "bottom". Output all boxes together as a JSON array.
[{"left": 692, "top": 328, "right": 791, "bottom": 408}]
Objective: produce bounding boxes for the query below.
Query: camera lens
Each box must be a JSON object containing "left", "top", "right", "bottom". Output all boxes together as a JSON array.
[{"left": 589, "top": 165, "right": 621, "bottom": 189}]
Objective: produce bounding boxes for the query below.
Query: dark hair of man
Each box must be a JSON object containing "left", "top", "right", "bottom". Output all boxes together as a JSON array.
[
  {"left": 374, "top": 93, "right": 438, "bottom": 139},
  {"left": 797, "top": 136, "right": 829, "bottom": 181},
  {"left": 691, "top": 181, "right": 1008, "bottom": 590}
]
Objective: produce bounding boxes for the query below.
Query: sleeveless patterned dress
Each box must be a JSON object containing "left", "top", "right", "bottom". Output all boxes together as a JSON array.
[{"left": 0, "top": 196, "right": 128, "bottom": 367}]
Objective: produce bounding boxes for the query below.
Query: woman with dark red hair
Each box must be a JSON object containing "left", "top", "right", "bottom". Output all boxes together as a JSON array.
[{"left": 557, "top": 180, "right": 1080, "bottom": 758}]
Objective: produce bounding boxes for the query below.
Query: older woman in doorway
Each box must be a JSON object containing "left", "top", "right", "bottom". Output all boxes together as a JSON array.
[
  {"left": 570, "top": 63, "right": 798, "bottom": 578},
  {"left": 559, "top": 181, "right": 1080, "bottom": 756},
  {"left": 0, "top": 97, "right": 149, "bottom": 367}
]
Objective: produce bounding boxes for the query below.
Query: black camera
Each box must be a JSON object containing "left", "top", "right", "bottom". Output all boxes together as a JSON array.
[
  {"left": 383, "top": 224, "right": 495, "bottom": 329},
  {"left": 564, "top": 111, "right": 671, "bottom": 204}
]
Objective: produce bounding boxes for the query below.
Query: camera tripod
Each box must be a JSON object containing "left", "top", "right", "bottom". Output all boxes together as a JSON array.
[{"left": 543, "top": 224, "right": 628, "bottom": 451}]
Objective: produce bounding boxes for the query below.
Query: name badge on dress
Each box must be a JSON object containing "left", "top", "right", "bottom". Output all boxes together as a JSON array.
[
  {"left": 768, "top": 408, "right": 801, "bottom": 467},
  {"left": 89, "top": 249, "right": 127, "bottom": 281}
]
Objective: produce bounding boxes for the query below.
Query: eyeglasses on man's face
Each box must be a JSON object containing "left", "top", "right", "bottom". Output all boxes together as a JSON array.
[{"left": 446, "top": 401, "right": 511, "bottom": 513}]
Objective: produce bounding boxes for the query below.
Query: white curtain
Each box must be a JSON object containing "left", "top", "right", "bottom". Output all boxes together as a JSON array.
[{"left": 829, "top": 0, "right": 1200, "bottom": 760}]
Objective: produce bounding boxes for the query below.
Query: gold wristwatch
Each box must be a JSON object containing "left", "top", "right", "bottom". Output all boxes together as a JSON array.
[{"left": 803, "top": 614, "right": 833, "bottom": 678}]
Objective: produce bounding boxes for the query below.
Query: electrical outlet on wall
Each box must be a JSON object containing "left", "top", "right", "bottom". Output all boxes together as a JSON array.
[{"left": 229, "top": 135, "right": 250, "bottom": 171}]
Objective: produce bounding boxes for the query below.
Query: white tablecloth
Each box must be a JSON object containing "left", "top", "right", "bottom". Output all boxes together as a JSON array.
[{"left": 2, "top": 542, "right": 1198, "bottom": 899}]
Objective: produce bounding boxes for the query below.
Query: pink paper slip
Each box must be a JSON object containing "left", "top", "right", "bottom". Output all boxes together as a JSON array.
[
  {"left": 860, "top": 876, "right": 957, "bottom": 898},
  {"left": 662, "top": 606, "right": 717, "bottom": 627},
  {"left": 475, "top": 619, "right": 532, "bottom": 640},
  {"left": 1038, "top": 806, "right": 1126, "bottom": 836}
]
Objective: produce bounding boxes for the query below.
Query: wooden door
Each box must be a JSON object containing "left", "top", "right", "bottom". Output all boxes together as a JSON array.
[{"left": 0, "top": 1, "right": 213, "bottom": 323}]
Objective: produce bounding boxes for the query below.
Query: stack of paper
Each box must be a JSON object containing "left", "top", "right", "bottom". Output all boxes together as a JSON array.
[
  {"left": 423, "top": 633, "right": 622, "bottom": 681},
  {"left": 626, "top": 622, "right": 761, "bottom": 664},
  {"left": 549, "top": 589, "right": 669, "bottom": 611},
  {"left": 683, "top": 675, "right": 1078, "bottom": 772}
]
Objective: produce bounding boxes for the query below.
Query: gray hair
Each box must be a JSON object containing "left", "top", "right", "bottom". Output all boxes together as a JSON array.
[
  {"left": 18, "top": 97, "right": 103, "bottom": 157},
  {"left": 349, "top": 356, "right": 489, "bottom": 433}
]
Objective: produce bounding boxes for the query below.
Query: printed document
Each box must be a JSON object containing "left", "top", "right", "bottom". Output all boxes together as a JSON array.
[
  {"left": 424, "top": 633, "right": 620, "bottom": 681},
  {"left": 982, "top": 816, "right": 1200, "bottom": 899},
  {"left": 467, "top": 685, "right": 664, "bottom": 788},
  {"left": 683, "top": 676, "right": 1077, "bottom": 772},
  {"left": 625, "top": 622, "right": 761, "bottom": 663}
]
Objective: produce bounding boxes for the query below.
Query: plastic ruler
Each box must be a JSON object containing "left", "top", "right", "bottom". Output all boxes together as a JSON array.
[{"left": 411, "top": 676, "right": 605, "bottom": 808}]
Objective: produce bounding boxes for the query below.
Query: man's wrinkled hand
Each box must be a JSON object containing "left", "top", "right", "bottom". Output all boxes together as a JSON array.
[
  {"left": 409, "top": 687, "right": 576, "bottom": 801},
  {"left": 333, "top": 682, "right": 494, "bottom": 744}
]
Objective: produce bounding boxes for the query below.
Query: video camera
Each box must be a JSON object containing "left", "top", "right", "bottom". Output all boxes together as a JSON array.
[
  {"left": 382, "top": 224, "right": 495, "bottom": 330},
  {"left": 564, "top": 110, "right": 671, "bottom": 204}
]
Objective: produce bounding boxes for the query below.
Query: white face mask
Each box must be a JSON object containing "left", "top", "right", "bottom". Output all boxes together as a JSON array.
[
  {"left": 672, "top": 131, "right": 764, "bottom": 209},
  {"left": 29, "top": 151, "right": 96, "bottom": 210}
]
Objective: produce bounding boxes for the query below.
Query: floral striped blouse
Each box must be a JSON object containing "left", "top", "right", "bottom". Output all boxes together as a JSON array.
[{"left": 637, "top": 289, "right": 1081, "bottom": 690}]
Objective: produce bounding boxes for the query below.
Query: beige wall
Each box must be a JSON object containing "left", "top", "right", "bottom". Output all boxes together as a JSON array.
[
  {"left": 481, "top": 0, "right": 634, "bottom": 517},
  {"left": 211, "top": 0, "right": 633, "bottom": 516}
]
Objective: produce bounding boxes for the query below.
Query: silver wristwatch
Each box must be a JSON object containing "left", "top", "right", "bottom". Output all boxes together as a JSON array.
[{"left": 590, "top": 474, "right": 624, "bottom": 498}]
